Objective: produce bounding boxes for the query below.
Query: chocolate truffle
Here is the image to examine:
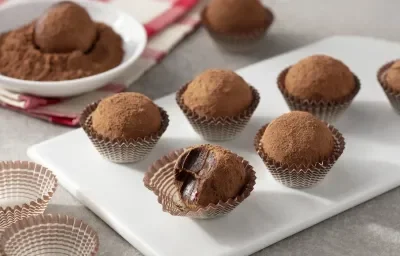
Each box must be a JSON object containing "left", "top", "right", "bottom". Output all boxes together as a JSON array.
[
  {"left": 91, "top": 92, "right": 162, "bottom": 140},
  {"left": 174, "top": 144, "right": 246, "bottom": 208},
  {"left": 261, "top": 111, "right": 334, "bottom": 166},
  {"left": 34, "top": 1, "right": 97, "bottom": 53},
  {"left": 182, "top": 69, "right": 253, "bottom": 117},
  {"left": 205, "top": 0, "right": 267, "bottom": 33},
  {"left": 285, "top": 55, "right": 355, "bottom": 101},
  {"left": 385, "top": 61, "right": 400, "bottom": 92}
]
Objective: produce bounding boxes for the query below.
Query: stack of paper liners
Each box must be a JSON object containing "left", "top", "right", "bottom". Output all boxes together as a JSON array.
[
  {"left": 201, "top": 7, "right": 274, "bottom": 52},
  {"left": 0, "top": 161, "right": 57, "bottom": 232},
  {"left": 278, "top": 67, "right": 361, "bottom": 123},
  {"left": 176, "top": 84, "right": 260, "bottom": 141},
  {"left": 80, "top": 101, "right": 169, "bottom": 163},
  {"left": 143, "top": 148, "right": 257, "bottom": 219},
  {"left": 377, "top": 60, "right": 400, "bottom": 114},
  {"left": 254, "top": 123, "right": 345, "bottom": 189},
  {"left": 0, "top": 214, "right": 99, "bottom": 256}
]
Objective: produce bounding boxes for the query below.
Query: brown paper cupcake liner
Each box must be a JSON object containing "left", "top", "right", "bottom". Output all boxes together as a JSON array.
[
  {"left": 278, "top": 67, "right": 361, "bottom": 123},
  {"left": 254, "top": 123, "right": 345, "bottom": 188},
  {"left": 176, "top": 84, "right": 260, "bottom": 141},
  {"left": 80, "top": 101, "right": 169, "bottom": 163},
  {"left": 0, "top": 214, "right": 99, "bottom": 256},
  {"left": 0, "top": 161, "right": 57, "bottom": 232},
  {"left": 377, "top": 60, "right": 400, "bottom": 114},
  {"left": 143, "top": 148, "right": 257, "bottom": 219},
  {"left": 201, "top": 7, "right": 274, "bottom": 52}
]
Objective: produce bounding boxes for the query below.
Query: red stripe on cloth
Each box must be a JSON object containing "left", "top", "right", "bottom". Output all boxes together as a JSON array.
[
  {"left": 174, "top": 0, "right": 197, "bottom": 7},
  {"left": 141, "top": 48, "right": 166, "bottom": 62}
]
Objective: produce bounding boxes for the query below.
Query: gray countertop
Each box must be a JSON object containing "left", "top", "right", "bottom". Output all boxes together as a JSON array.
[{"left": 2, "top": 0, "right": 400, "bottom": 255}]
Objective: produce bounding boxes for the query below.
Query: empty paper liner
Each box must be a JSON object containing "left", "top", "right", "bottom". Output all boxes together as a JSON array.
[
  {"left": 377, "top": 60, "right": 400, "bottom": 114},
  {"left": 278, "top": 67, "right": 361, "bottom": 123},
  {"left": 176, "top": 84, "right": 260, "bottom": 141},
  {"left": 0, "top": 161, "right": 57, "bottom": 232},
  {"left": 0, "top": 214, "right": 99, "bottom": 256},
  {"left": 254, "top": 123, "right": 345, "bottom": 188},
  {"left": 201, "top": 7, "right": 274, "bottom": 52},
  {"left": 143, "top": 148, "right": 256, "bottom": 219},
  {"left": 80, "top": 101, "right": 169, "bottom": 163}
]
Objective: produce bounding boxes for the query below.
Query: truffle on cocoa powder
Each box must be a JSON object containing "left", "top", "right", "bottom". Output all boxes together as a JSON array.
[
  {"left": 205, "top": 0, "right": 268, "bottom": 33},
  {"left": 174, "top": 144, "right": 246, "bottom": 208},
  {"left": 261, "top": 111, "right": 334, "bottom": 166},
  {"left": 91, "top": 92, "right": 162, "bottom": 140},
  {"left": 182, "top": 69, "right": 253, "bottom": 117},
  {"left": 385, "top": 61, "right": 400, "bottom": 92},
  {"left": 34, "top": 1, "right": 97, "bottom": 53},
  {"left": 285, "top": 55, "right": 355, "bottom": 101}
]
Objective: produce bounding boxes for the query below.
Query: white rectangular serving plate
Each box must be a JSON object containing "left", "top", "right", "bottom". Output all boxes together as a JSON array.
[{"left": 28, "top": 36, "right": 400, "bottom": 256}]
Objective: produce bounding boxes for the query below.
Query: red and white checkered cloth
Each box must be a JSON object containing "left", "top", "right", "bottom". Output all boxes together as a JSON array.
[{"left": 0, "top": 0, "right": 200, "bottom": 126}]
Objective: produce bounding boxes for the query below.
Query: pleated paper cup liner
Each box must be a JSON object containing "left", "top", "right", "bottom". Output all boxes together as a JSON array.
[
  {"left": 377, "top": 60, "right": 400, "bottom": 114},
  {"left": 176, "top": 84, "right": 260, "bottom": 141},
  {"left": 0, "top": 214, "right": 99, "bottom": 256},
  {"left": 277, "top": 67, "right": 361, "bottom": 123},
  {"left": 80, "top": 101, "right": 169, "bottom": 163},
  {"left": 201, "top": 7, "right": 274, "bottom": 52},
  {"left": 143, "top": 148, "right": 257, "bottom": 219},
  {"left": 254, "top": 123, "right": 345, "bottom": 189},
  {"left": 0, "top": 161, "right": 57, "bottom": 233}
]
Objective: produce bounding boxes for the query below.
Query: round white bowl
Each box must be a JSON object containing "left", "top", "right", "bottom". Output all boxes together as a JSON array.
[{"left": 0, "top": 0, "right": 147, "bottom": 97}]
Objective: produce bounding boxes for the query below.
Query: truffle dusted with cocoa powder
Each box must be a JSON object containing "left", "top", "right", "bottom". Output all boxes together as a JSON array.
[
  {"left": 182, "top": 69, "right": 253, "bottom": 117},
  {"left": 385, "top": 61, "right": 400, "bottom": 92},
  {"left": 261, "top": 111, "right": 334, "bottom": 166},
  {"left": 34, "top": 1, "right": 97, "bottom": 53},
  {"left": 205, "top": 0, "right": 268, "bottom": 33},
  {"left": 174, "top": 144, "right": 246, "bottom": 208},
  {"left": 285, "top": 55, "right": 355, "bottom": 101},
  {"left": 91, "top": 92, "right": 161, "bottom": 140}
]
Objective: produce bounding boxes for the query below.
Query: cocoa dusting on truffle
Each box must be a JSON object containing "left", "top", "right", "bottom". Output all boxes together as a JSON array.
[
  {"left": 205, "top": 0, "right": 269, "bottom": 33},
  {"left": 385, "top": 61, "right": 400, "bottom": 92},
  {"left": 182, "top": 69, "right": 253, "bottom": 117},
  {"left": 285, "top": 55, "right": 355, "bottom": 101},
  {"left": 34, "top": 1, "right": 97, "bottom": 53},
  {"left": 174, "top": 144, "right": 246, "bottom": 208},
  {"left": 91, "top": 92, "right": 161, "bottom": 140},
  {"left": 0, "top": 2, "right": 123, "bottom": 81},
  {"left": 261, "top": 111, "right": 334, "bottom": 166}
]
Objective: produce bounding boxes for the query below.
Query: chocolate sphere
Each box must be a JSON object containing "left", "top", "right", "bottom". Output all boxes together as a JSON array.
[{"left": 34, "top": 1, "right": 97, "bottom": 53}]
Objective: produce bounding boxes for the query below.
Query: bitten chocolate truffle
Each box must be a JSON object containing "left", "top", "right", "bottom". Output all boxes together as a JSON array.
[
  {"left": 34, "top": 1, "right": 97, "bottom": 53},
  {"left": 174, "top": 144, "right": 246, "bottom": 208},
  {"left": 261, "top": 111, "right": 334, "bottom": 166},
  {"left": 385, "top": 61, "right": 400, "bottom": 92},
  {"left": 182, "top": 69, "right": 253, "bottom": 117},
  {"left": 205, "top": 0, "right": 268, "bottom": 33},
  {"left": 285, "top": 55, "right": 355, "bottom": 101},
  {"left": 91, "top": 92, "right": 162, "bottom": 140}
]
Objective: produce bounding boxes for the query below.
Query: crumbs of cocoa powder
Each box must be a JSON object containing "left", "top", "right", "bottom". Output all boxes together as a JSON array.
[{"left": 0, "top": 22, "right": 124, "bottom": 81}]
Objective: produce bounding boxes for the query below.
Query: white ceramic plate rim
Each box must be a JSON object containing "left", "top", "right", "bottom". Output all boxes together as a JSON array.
[{"left": 0, "top": 0, "right": 147, "bottom": 88}]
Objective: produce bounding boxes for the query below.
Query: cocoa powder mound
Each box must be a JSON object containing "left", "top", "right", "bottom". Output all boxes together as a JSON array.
[
  {"left": 0, "top": 21, "right": 123, "bottom": 81},
  {"left": 182, "top": 69, "right": 253, "bottom": 117},
  {"left": 385, "top": 61, "right": 400, "bottom": 92},
  {"left": 261, "top": 111, "right": 334, "bottom": 166},
  {"left": 174, "top": 144, "right": 246, "bottom": 208},
  {"left": 205, "top": 0, "right": 268, "bottom": 33},
  {"left": 91, "top": 92, "right": 161, "bottom": 140},
  {"left": 285, "top": 55, "right": 355, "bottom": 101}
]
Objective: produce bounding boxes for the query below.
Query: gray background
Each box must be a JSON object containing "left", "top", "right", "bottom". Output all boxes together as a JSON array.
[{"left": 2, "top": 0, "right": 400, "bottom": 255}]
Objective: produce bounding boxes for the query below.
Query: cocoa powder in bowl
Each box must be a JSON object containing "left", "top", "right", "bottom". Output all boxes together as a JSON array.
[
  {"left": 261, "top": 111, "right": 334, "bottom": 166},
  {"left": 0, "top": 1, "right": 124, "bottom": 81},
  {"left": 385, "top": 61, "right": 400, "bottom": 92}
]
